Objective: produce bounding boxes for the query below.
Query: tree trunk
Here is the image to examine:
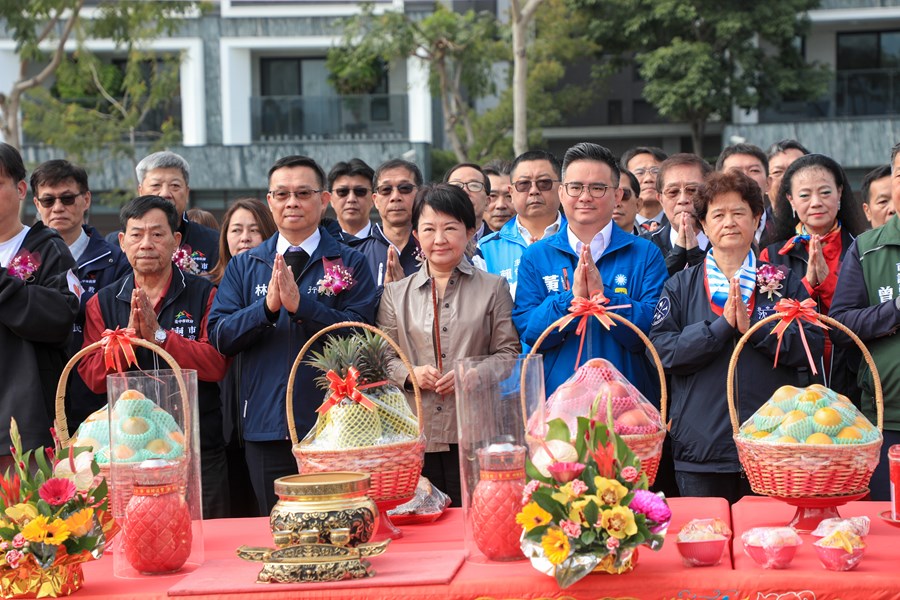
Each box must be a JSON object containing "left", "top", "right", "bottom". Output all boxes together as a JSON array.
[
  {"left": 434, "top": 58, "right": 468, "bottom": 162},
  {"left": 691, "top": 119, "right": 706, "bottom": 156},
  {"left": 512, "top": 17, "right": 528, "bottom": 157},
  {"left": 2, "top": 91, "right": 21, "bottom": 151}
]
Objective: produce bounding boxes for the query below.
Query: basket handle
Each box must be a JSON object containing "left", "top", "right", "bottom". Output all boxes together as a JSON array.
[
  {"left": 286, "top": 321, "right": 424, "bottom": 445},
  {"left": 54, "top": 337, "right": 191, "bottom": 459},
  {"left": 726, "top": 312, "right": 883, "bottom": 434},
  {"left": 523, "top": 310, "right": 668, "bottom": 424}
]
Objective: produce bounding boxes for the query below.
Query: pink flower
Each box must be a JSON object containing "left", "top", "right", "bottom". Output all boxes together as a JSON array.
[
  {"left": 0, "top": 542, "right": 8, "bottom": 551},
  {"left": 620, "top": 466, "right": 639, "bottom": 482},
  {"left": 38, "top": 478, "right": 76, "bottom": 506},
  {"left": 560, "top": 519, "right": 582, "bottom": 538},
  {"left": 606, "top": 536, "right": 620, "bottom": 552},
  {"left": 547, "top": 461, "right": 586, "bottom": 484},
  {"left": 7, "top": 249, "right": 41, "bottom": 281},
  {"left": 317, "top": 258, "right": 355, "bottom": 296},
  {"left": 569, "top": 479, "right": 588, "bottom": 497},
  {"left": 12, "top": 534, "right": 25, "bottom": 549},
  {"left": 5, "top": 549, "right": 23, "bottom": 569},
  {"left": 522, "top": 480, "right": 541, "bottom": 505},
  {"left": 629, "top": 489, "right": 672, "bottom": 533}
]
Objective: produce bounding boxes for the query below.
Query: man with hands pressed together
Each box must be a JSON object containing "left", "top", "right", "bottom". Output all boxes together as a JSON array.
[
  {"left": 209, "top": 155, "right": 376, "bottom": 513},
  {"left": 79, "top": 195, "right": 229, "bottom": 518},
  {"left": 513, "top": 142, "right": 667, "bottom": 400}
]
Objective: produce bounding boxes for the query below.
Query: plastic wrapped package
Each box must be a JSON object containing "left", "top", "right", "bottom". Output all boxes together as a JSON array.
[
  {"left": 811, "top": 516, "right": 870, "bottom": 538},
  {"left": 814, "top": 530, "right": 866, "bottom": 571},
  {"left": 742, "top": 527, "right": 802, "bottom": 569},
  {"left": 387, "top": 477, "right": 452, "bottom": 525},
  {"left": 676, "top": 519, "right": 731, "bottom": 567}
]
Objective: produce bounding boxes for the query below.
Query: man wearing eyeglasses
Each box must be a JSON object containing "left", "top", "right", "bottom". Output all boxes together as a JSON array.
[
  {"left": 327, "top": 159, "right": 375, "bottom": 239},
  {"left": 621, "top": 146, "right": 669, "bottom": 232},
  {"left": 642, "top": 154, "right": 713, "bottom": 277},
  {"left": 513, "top": 142, "right": 667, "bottom": 401},
  {"left": 477, "top": 150, "right": 565, "bottom": 299},
  {"left": 354, "top": 159, "right": 423, "bottom": 288},
  {"left": 208, "top": 155, "right": 376, "bottom": 514},
  {"left": 444, "top": 163, "right": 491, "bottom": 245},
  {"left": 31, "top": 159, "right": 131, "bottom": 430}
]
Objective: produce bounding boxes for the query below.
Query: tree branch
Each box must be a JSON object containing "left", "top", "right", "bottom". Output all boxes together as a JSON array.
[
  {"left": 12, "top": 0, "right": 84, "bottom": 95},
  {"left": 521, "top": 0, "right": 545, "bottom": 24},
  {"left": 89, "top": 62, "right": 128, "bottom": 120}
]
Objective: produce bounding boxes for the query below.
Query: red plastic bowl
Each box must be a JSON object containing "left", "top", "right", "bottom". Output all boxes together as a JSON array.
[
  {"left": 815, "top": 545, "right": 865, "bottom": 571},
  {"left": 743, "top": 543, "right": 798, "bottom": 569},
  {"left": 676, "top": 539, "right": 727, "bottom": 567}
]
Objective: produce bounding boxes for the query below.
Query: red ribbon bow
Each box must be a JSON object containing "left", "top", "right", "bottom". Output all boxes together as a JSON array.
[
  {"left": 100, "top": 327, "right": 139, "bottom": 373},
  {"left": 316, "top": 367, "right": 384, "bottom": 414},
  {"left": 556, "top": 292, "right": 631, "bottom": 371},
  {"left": 770, "top": 298, "right": 829, "bottom": 375}
]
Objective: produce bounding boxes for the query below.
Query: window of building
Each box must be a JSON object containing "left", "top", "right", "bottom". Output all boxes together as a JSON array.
[{"left": 836, "top": 30, "right": 900, "bottom": 117}]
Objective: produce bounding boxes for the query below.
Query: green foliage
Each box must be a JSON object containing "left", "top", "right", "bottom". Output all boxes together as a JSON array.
[{"left": 570, "top": 0, "right": 830, "bottom": 151}]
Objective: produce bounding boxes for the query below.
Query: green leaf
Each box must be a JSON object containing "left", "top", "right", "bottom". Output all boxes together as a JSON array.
[
  {"left": 574, "top": 416, "right": 589, "bottom": 459},
  {"left": 525, "top": 458, "right": 552, "bottom": 484},
  {"left": 545, "top": 418, "right": 572, "bottom": 443},
  {"left": 532, "top": 490, "right": 568, "bottom": 522},
  {"left": 34, "top": 446, "right": 51, "bottom": 478},
  {"left": 583, "top": 499, "right": 599, "bottom": 527},
  {"left": 580, "top": 529, "right": 596, "bottom": 545}
]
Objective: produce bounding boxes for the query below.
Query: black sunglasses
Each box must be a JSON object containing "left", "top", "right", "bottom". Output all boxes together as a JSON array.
[
  {"left": 376, "top": 183, "right": 417, "bottom": 196},
  {"left": 513, "top": 179, "right": 557, "bottom": 193},
  {"left": 36, "top": 192, "right": 83, "bottom": 208},
  {"left": 333, "top": 186, "right": 371, "bottom": 198}
]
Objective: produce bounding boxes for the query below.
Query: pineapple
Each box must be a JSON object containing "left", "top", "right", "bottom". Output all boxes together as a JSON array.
[
  {"left": 355, "top": 330, "right": 418, "bottom": 440},
  {"left": 330, "top": 401, "right": 382, "bottom": 448}
]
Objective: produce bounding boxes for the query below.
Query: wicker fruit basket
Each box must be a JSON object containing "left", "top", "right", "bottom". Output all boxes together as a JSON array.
[
  {"left": 527, "top": 310, "right": 668, "bottom": 485},
  {"left": 54, "top": 336, "right": 191, "bottom": 515},
  {"left": 287, "top": 321, "right": 425, "bottom": 508},
  {"left": 727, "top": 313, "right": 883, "bottom": 498}
]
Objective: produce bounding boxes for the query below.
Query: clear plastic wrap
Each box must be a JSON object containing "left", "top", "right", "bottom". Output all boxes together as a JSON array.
[
  {"left": 676, "top": 519, "right": 731, "bottom": 567},
  {"left": 811, "top": 516, "right": 870, "bottom": 538},
  {"left": 814, "top": 529, "right": 866, "bottom": 571},
  {"left": 387, "top": 476, "right": 451, "bottom": 525},
  {"left": 741, "top": 526, "right": 802, "bottom": 569}
]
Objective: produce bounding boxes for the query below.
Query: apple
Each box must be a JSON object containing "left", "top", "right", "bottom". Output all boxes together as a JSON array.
[{"left": 617, "top": 408, "right": 651, "bottom": 428}]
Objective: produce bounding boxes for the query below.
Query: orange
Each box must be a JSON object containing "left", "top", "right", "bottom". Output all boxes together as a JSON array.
[
  {"left": 797, "top": 390, "right": 822, "bottom": 404},
  {"left": 758, "top": 404, "right": 785, "bottom": 417},
  {"left": 770, "top": 386, "right": 799, "bottom": 403},
  {"left": 775, "top": 435, "right": 798, "bottom": 443},
  {"left": 836, "top": 427, "right": 862, "bottom": 441},
  {"left": 805, "top": 433, "right": 834, "bottom": 445},
  {"left": 114, "top": 445, "right": 135, "bottom": 459},
  {"left": 781, "top": 410, "right": 807, "bottom": 427},
  {"left": 118, "top": 389, "right": 144, "bottom": 400},
  {"left": 813, "top": 408, "right": 842, "bottom": 427}
]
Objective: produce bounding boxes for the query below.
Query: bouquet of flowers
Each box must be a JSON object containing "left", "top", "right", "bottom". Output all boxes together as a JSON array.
[
  {"left": 0, "top": 419, "right": 117, "bottom": 598},
  {"left": 517, "top": 404, "right": 671, "bottom": 588}
]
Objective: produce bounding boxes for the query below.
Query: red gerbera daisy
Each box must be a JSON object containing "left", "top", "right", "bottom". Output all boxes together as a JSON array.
[{"left": 39, "top": 478, "right": 76, "bottom": 506}]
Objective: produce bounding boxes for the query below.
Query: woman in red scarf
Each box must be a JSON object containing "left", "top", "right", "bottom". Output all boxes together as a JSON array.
[{"left": 760, "top": 154, "right": 868, "bottom": 401}]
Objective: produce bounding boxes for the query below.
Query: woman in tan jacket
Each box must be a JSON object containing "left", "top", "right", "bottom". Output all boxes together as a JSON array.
[{"left": 377, "top": 184, "right": 521, "bottom": 506}]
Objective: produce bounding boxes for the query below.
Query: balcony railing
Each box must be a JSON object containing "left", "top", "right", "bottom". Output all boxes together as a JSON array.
[
  {"left": 250, "top": 94, "right": 408, "bottom": 143},
  {"left": 758, "top": 68, "right": 900, "bottom": 123}
]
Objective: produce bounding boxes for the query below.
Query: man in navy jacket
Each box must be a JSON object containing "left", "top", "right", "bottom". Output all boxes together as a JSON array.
[{"left": 208, "top": 155, "right": 376, "bottom": 513}]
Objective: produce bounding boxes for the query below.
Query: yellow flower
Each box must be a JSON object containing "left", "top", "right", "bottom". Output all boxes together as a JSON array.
[
  {"left": 601, "top": 505, "right": 638, "bottom": 539},
  {"left": 515, "top": 502, "right": 552, "bottom": 532},
  {"left": 64, "top": 508, "right": 94, "bottom": 537},
  {"left": 541, "top": 528, "right": 571, "bottom": 566},
  {"left": 551, "top": 481, "right": 586, "bottom": 505},
  {"left": 568, "top": 495, "right": 600, "bottom": 526},
  {"left": 594, "top": 476, "right": 628, "bottom": 507},
  {"left": 44, "top": 519, "right": 71, "bottom": 545},
  {"left": 5, "top": 503, "right": 38, "bottom": 525}
]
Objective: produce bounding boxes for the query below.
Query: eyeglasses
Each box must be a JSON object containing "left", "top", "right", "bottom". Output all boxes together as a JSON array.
[
  {"left": 563, "top": 182, "right": 611, "bottom": 199},
  {"left": 268, "top": 189, "right": 321, "bottom": 202},
  {"left": 513, "top": 178, "right": 558, "bottom": 193},
  {"left": 662, "top": 185, "right": 700, "bottom": 200},
  {"left": 632, "top": 167, "right": 661, "bottom": 177},
  {"left": 36, "top": 192, "right": 83, "bottom": 208},
  {"left": 449, "top": 180, "right": 485, "bottom": 193},
  {"left": 375, "top": 183, "right": 417, "bottom": 196},
  {"left": 333, "top": 186, "right": 371, "bottom": 198},
  {"left": 620, "top": 188, "right": 633, "bottom": 201}
]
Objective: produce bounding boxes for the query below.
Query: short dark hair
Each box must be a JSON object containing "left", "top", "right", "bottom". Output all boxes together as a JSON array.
[
  {"left": 716, "top": 143, "right": 769, "bottom": 176},
  {"left": 327, "top": 158, "right": 375, "bottom": 191},
  {"left": 655, "top": 153, "right": 713, "bottom": 193},
  {"left": 766, "top": 139, "right": 810, "bottom": 160},
  {"left": 694, "top": 170, "right": 765, "bottom": 224},
  {"left": 620, "top": 146, "right": 667, "bottom": 170},
  {"left": 267, "top": 155, "right": 327, "bottom": 189},
  {"left": 120, "top": 195, "right": 180, "bottom": 234},
  {"left": 510, "top": 150, "right": 561, "bottom": 179},
  {"left": 443, "top": 162, "right": 491, "bottom": 195},
  {"left": 412, "top": 183, "right": 476, "bottom": 231},
  {"left": 482, "top": 158, "right": 512, "bottom": 177},
  {"left": 30, "top": 159, "right": 89, "bottom": 195},
  {"left": 375, "top": 159, "right": 423, "bottom": 187},
  {"left": 861, "top": 164, "right": 892, "bottom": 205},
  {"left": 561, "top": 142, "right": 620, "bottom": 186},
  {"left": 0, "top": 143, "right": 26, "bottom": 183},
  {"left": 621, "top": 170, "right": 640, "bottom": 200},
  {"left": 773, "top": 153, "right": 869, "bottom": 241}
]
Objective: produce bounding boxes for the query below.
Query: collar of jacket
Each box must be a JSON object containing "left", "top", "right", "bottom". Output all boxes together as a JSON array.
[
  {"left": 368, "top": 222, "right": 417, "bottom": 252},
  {"left": 546, "top": 220, "right": 636, "bottom": 258},
  {"left": 649, "top": 222, "right": 674, "bottom": 251},
  {"left": 114, "top": 267, "right": 185, "bottom": 313},
  {"left": 78, "top": 225, "right": 116, "bottom": 270},
  {"left": 409, "top": 256, "right": 474, "bottom": 289}
]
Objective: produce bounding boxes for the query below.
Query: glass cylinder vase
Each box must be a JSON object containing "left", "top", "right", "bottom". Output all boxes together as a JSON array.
[
  {"left": 106, "top": 369, "right": 204, "bottom": 578},
  {"left": 454, "top": 354, "right": 544, "bottom": 563}
]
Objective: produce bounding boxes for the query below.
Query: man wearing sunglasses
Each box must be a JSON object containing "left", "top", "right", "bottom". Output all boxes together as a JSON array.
[
  {"left": 31, "top": 159, "right": 131, "bottom": 430},
  {"left": 642, "top": 153, "right": 713, "bottom": 277},
  {"left": 355, "top": 159, "right": 424, "bottom": 288},
  {"left": 327, "top": 159, "right": 375, "bottom": 239},
  {"left": 477, "top": 150, "right": 564, "bottom": 299}
]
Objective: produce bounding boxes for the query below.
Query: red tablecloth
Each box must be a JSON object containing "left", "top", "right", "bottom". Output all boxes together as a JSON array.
[
  {"left": 70, "top": 497, "right": 730, "bottom": 600},
  {"left": 730, "top": 497, "right": 900, "bottom": 600}
]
